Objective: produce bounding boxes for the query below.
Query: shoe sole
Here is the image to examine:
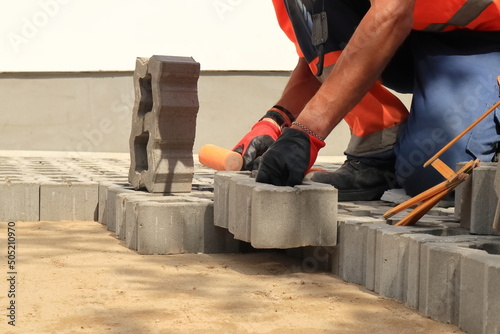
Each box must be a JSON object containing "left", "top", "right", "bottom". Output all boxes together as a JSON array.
[{"left": 337, "top": 185, "right": 390, "bottom": 202}]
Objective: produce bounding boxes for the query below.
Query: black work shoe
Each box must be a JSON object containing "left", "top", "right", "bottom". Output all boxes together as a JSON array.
[{"left": 305, "top": 160, "right": 396, "bottom": 201}]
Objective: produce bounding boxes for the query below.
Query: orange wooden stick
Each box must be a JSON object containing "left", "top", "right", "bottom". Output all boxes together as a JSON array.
[
  {"left": 384, "top": 159, "right": 479, "bottom": 219},
  {"left": 395, "top": 185, "right": 454, "bottom": 226},
  {"left": 198, "top": 144, "right": 243, "bottom": 171}
]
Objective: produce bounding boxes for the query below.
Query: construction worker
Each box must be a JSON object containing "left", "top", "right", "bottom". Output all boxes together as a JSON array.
[{"left": 232, "top": 0, "right": 500, "bottom": 200}]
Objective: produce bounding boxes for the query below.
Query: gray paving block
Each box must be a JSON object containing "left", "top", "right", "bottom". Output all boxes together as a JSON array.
[
  {"left": 470, "top": 166, "right": 498, "bottom": 235},
  {"left": 418, "top": 242, "right": 478, "bottom": 325},
  {"left": 128, "top": 55, "right": 200, "bottom": 193},
  {"left": 374, "top": 226, "right": 412, "bottom": 302},
  {"left": 250, "top": 182, "right": 338, "bottom": 249},
  {"left": 454, "top": 162, "right": 468, "bottom": 220},
  {"left": 485, "top": 251, "right": 500, "bottom": 334},
  {"left": 380, "top": 188, "right": 411, "bottom": 204},
  {"left": 460, "top": 250, "right": 488, "bottom": 334},
  {"left": 404, "top": 231, "right": 479, "bottom": 310},
  {"left": 114, "top": 190, "right": 175, "bottom": 240},
  {"left": 228, "top": 177, "right": 255, "bottom": 243},
  {"left": 215, "top": 173, "right": 338, "bottom": 249},
  {"left": 97, "top": 182, "right": 111, "bottom": 224},
  {"left": 124, "top": 195, "right": 187, "bottom": 250},
  {"left": 338, "top": 220, "right": 366, "bottom": 285},
  {"left": 459, "top": 240, "right": 500, "bottom": 334},
  {"left": 458, "top": 164, "right": 499, "bottom": 235},
  {"left": 0, "top": 182, "right": 39, "bottom": 221},
  {"left": 103, "top": 184, "right": 137, "bottom": 232},
  {"left": 124, "top": 197, "right": 146, "bottom": 250},
  {"left": 40, "top": 182, "right": 98, "bottom": 221},
  {"left": 337, "top": 218, "right": 385, "bottom": 286},
  {"left": 374, "top": 225, "right": 454, "bottom": 303},
  {"left": 493, "top": 162, "right": 500, "bottom": 233},
  {"left": 133, "top": 200, "right": 229, "bottom": 255},
  {"left": 214, "top": 171, "right": 249, "bottom": 228}
]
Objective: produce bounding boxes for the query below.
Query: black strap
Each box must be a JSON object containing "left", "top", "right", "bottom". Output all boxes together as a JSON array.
[{"left": 311, "top": 1, "right": 328, "bottom": 76}]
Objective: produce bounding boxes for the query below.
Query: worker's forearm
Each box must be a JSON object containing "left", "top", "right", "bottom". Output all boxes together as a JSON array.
[
  {"left": 275, "top": 57, "right": 322, "bottom": 119},
  {"left": 294, "top": 0, "right": 415, "bottom": 138}
]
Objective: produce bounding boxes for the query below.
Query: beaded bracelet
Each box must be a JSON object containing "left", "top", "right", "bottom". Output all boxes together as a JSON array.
[{"left": 292, "top": 121, "right": 325, "bottom": 142}]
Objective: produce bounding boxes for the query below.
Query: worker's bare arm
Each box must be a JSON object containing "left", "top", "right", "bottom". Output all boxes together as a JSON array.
[
  {"left": 293, "top": 0, "right": 415, "bottom": 138},
  {"left": 274, "top": 57, "right": 322, "bottom": 120}
]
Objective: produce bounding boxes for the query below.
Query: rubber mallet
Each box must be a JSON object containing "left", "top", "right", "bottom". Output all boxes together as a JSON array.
[{"left": 198, "top": 144, "right": 243, "bottom": 171}]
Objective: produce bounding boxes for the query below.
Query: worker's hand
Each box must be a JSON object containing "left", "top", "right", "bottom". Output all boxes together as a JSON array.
[
  {"left": 256, "top": 127, "right": 325, "bottom": 186},
  {"left": 232, "top": 119, "right": 281, "bottom": 170}
]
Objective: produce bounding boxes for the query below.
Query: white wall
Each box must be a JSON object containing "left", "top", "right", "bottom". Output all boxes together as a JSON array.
[{"left": 0, "top": 0, "right": 298, "bottom": 72}]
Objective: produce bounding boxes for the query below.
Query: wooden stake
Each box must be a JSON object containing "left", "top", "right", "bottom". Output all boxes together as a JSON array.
[{"left": 383, "top": 159, "right": 478, "bottom": 219}]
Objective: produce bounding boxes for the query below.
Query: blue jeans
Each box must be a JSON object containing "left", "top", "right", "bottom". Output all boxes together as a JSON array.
[{"left": 393, "top": 31, "right": 500, "bottom": 196}]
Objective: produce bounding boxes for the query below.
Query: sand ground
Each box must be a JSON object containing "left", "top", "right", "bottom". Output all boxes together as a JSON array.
[{"left": 0, "top": 221, "right": 464, "bottom": 334}]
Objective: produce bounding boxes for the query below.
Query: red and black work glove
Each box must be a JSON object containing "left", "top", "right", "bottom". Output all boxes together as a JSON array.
[
  {"left": 232, "top": 106, "right": 294, "bottom": 171},
  {"left": 255, "top": 127, "right": 325, "bottom": 186},
  {"left": 232, "top": 120, "right": 281, "bottom": 170}
]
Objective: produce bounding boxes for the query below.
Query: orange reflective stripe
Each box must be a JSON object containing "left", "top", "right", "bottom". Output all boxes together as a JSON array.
[
  {"left": 272, "top": 0, "right": 304, "bottom": 57},
  {"left": 307, "top": 51, "right": 342, "bottom": 73},
  {"left": 343, "top": 82, "right": 409, "bottom": 137},
  {"left": 413, "top": 0, "right": 500, "bottom": 31}
]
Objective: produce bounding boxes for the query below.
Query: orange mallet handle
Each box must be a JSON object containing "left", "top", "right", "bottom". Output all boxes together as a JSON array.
[{"left": 198, "top": 144, "right": 243, "bottom": 171}]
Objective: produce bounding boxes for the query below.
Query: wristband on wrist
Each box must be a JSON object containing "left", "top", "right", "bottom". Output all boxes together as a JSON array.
[{"left": 260, "top": 105, "right": 295, "bottom": 128}]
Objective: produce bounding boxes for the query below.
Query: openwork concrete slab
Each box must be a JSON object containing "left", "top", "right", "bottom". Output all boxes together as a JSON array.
[
  {"left": 0, "top": 152, "right": 499, "bottom": 334},
  {"left": 214, "top": 172, "right": 338, "bottom": 249},
  {"left": 128, "top": 56, "right": 200, "bottom": 193}
]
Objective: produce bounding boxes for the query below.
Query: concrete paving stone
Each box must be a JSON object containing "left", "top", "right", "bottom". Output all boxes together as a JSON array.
[
  {"left": 373, "top": 225, "right": 454, "bottom": 303},
  {"left": 381, "top": 188, "right": 411, "bottom": 204},
  {"left": 418, "top": 215, "right": 460, "bottom": 225},
  {"left": 427, "top": 206, "right": 455, "bottom": 217},
  {"left": 250, "top": 181, "right": 338, "bottom": 249},
  {"left": 217, "top": 173, "right": 338, "bottom": 249},
  {"left": 329, "top": 216, "right": 397, "bottom": 290},
  {"left": 341, "top": 204, "right": 380, "bottom": 217},
  {"left": 455, "top": 161, "right": 471, "bottom": 222},
  {"left": 102, "top": 184, "right": 137, "bottom": 232},
  {"left": 418, "top": 242, "right": 479, "bottom": 325},
  {"left": 228, "top": 177, "right": 256, "bottom": 243},
  {"left": 116, "top": 191, "right": 195, "bottom": 241},
  {"left": 404, "top": 232, "right": 481, "bottom": 310},
  {"left": 337, "top": 215, "right": 385, "bottom": 224},
  {"left": 98, "top": 182, "right": 113, "bottom": 224},
  {"left": 459, "top": 239, "right": 500, "bottom": 334},
  {"left": 493, "top": 162, "right": 500, "bottom": 234},
  {"left": 225, "top": 172, "right": 253, "bottom": 235},
  {"left": 485, "top": 250, "right": 500, "bottom": 334},
  {"left": 0, "top": 181, "right": 40, "bottom": 222},
  {"left": 123, "top": 193, "right": 239, "bottom": 253},
  {"left": 40, "top": 181, "right": 99, "bottom": 221},
  {"left": 133, "top": 200, "right": 233, "bottom": 255},
  {"left": 128, "top": 55, "right": 200, "bottom": 194},
  {"left": 363, "top": 223, "right": 388, "bottom": 291},
  {"left": 458, "top": 164, "right": 498, "bottom": 235},
  {"left": 337, "top": 218, "right": 385, "bottom": 286},
  {"left": 470, "top": 166, "right": 498, "bottom": 235},
  {"left": 214, "top": 172, "right": 234, "bottom": 229},
  {"left": 124, "top": 195, "right": 188, "bottom": 250},
  {"left": 338, "top": 221, "right": 368, "bottom": 285}
]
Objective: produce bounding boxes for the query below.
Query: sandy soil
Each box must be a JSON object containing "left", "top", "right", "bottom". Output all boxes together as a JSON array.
[{"left": 0, "top": 221, "right": 464, "bottom": 334}]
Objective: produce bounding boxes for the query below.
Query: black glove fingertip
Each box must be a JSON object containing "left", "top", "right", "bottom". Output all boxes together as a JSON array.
[{"left": 255, "top": 169, "right": 271, "bottom": 184}]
